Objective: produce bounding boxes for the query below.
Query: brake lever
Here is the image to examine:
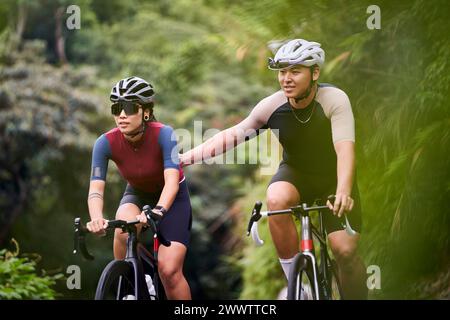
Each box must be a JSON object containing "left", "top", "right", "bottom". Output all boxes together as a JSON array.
[
  {"left": 142, "top": 205, "right": 171, "bottom": 247},
  {"left": 143, "top": 205, "right": 157, "bottom": 234},
  {"left": 327, "top": 194, "right": 357, "bottom": 236},
  {"left": 73, "top": 218, "right": 94, "bottom": 260},
  {"left": 247, "top": 201, "right": 262, "bottom": 236},
  {"left": 327, "top": 194, "right": 336, "bottom": 205}
]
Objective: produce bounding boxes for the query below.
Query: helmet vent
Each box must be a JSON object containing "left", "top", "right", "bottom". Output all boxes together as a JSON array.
[{"left": 140, "top": 89, "right": 154, "bottom": 97}]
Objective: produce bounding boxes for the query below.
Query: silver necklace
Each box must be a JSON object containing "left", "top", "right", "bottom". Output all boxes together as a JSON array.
[{"left": 290, "top": 100, "right": 316, "bottom": 124}]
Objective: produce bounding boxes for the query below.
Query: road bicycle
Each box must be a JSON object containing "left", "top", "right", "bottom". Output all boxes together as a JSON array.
[
  {"left": 246, "top": 196, "right": 357, "bottom": 300},
  {"left": 73, "top": 205, "right": 168, "bottom": 300}
]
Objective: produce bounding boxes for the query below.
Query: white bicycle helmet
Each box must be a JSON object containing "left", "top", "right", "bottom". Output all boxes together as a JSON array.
[
  {"left": 110, "top": 76, "right": 155, "bottom": 103},
  {"left": 268, "top": 39, "right": 325, "bottom": 70}
]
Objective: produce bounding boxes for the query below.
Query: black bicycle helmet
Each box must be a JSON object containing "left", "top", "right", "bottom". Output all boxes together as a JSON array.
[{"left": 110, "top": 76, "right": 155, "bottom": 103}]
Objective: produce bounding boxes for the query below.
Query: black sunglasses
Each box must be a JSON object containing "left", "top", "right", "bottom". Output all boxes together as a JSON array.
[{"left": 111, "top": 101, "right": 141, "bottom": 116}]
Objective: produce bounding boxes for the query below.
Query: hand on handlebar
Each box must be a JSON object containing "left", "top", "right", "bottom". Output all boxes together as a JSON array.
[
  {"left": 137, "top": 207, "right": 163, "bottom": 225},
  {"left": 86, "top": 218, "right": 108, "bottom": 236},
  {"left": 136, "top": 211, "right": 148, "bottom": 224},
  {"left": 326, "top": 193, "right": 354, "bottom": 218}
]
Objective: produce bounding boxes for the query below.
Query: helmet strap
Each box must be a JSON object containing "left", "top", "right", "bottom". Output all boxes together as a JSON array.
[
  {"left": 124, "top": 114, "right": 146, "bottom": 139},
  {"left": 124, "top": 125, "right": 145, "bottom": 139}
]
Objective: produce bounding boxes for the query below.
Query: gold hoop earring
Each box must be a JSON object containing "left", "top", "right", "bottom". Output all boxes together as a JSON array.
[{"left": 144, "top": 115, "right": 150, "bottom": 121}]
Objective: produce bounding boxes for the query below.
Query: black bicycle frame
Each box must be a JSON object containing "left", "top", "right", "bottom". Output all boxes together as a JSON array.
[
  {"left": 123, "top": 224, "right": 150, "bottom": 299},
  {"left": 73, "top": 212, "right": 169, "bottom": 300}
]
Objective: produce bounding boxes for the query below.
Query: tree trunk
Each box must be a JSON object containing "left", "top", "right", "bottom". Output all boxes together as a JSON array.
[
  {"left": 15, "top": 2, "right": 28, "bottom": 44},
  {"left": 55, "top": 7, "right": 67, "bottom": 65},
  {"left": 0, "top": 167, "right": 29, "bottom": 245}
]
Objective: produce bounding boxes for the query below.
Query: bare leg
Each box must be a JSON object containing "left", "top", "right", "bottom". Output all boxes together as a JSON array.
[
  {"left": 266, "top": 181, "right": 301, "bottom": 259},
  {"left": 328, "top": 231, "right": 368, "bottom": 299},
  {"left": 113, "top": 203, "right": 143, "bottom": 260},
  {"left": 158, "top": 242, "right": 191, "bottom": 300}
]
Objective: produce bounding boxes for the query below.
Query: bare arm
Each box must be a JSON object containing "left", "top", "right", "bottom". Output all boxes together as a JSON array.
[
  {"left": 179, "top": 93, "right": 283, "bottom": 166},
  {"left": 156, "top": 168, "right": 180, "bottom": 211},
  {"left": 136, "top": 168, "right": 180, "bottom": 224},
  {"left": 179, "top": 91, "right": 289, "bottom": 167},
  {"left": 179, "top": 91, "right": 288, "bottom": 167},
  {"left": 180, "top": 124, "right": 250, "bottom": 166},
  {"left": 331, "top": 140, "right": 355, "bottom": 217},
  {"left": 87, "top": 180, "right": 108, "bottom": 235}
]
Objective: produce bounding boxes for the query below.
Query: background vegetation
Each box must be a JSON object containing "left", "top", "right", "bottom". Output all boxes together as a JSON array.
[{"left": 0, "top": 0, "right": 448, "bottom": 299}]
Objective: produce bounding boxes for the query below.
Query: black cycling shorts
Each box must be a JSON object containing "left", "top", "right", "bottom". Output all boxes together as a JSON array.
[
  {"left": 119, "top": 179, "right": 192, "bottom": 247},
  {"left": 269, "top": 162, "right": 362, "bottom": 234}
]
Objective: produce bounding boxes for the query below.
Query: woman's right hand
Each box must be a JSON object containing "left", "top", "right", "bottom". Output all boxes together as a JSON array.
[{"left": 86, "top": 218, "right": 108, "bottom": 237}]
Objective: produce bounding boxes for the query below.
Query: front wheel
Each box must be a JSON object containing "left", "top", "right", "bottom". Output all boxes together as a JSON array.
[
  {"left": 95, "top": 260, "right": 136, "bottom": 300},
  {"left": 287, "top": 254, "right": 317, "bottom": 300}
]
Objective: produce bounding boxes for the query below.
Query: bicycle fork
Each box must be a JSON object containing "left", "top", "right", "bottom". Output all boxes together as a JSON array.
[
  {"left": 300, "top": 214, "right": 320, "bottom": 300},
  {"left": 152, "top": 233, "right": 163, "bottom": 298}
]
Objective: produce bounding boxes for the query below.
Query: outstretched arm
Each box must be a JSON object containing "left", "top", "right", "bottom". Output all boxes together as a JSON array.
[
  {"left": 179, "top": 91, "right": 286, "bottom": 166},
  {"left": 180, "top": 123, "right": 253, "bottom": 166}
]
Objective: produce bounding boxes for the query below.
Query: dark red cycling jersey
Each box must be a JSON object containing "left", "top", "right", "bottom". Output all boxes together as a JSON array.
[{"left": 90, "top": 122, "right": 184, "bottom": 193}]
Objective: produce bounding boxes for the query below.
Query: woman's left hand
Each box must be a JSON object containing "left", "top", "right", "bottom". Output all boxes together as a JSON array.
[
  {"left": 136, "top": 211, "right": 148, "bottom": 224},
  {"left": 136, "top": 208, "right": 163, "bottom": 225}
]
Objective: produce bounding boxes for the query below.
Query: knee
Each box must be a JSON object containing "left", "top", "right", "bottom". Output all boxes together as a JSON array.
[
  {"left": 332, "top": 244, "right": 358, "bottom": 268},
  {"left": 267, "top": 194, "right": 295, "bottom": 210},
  {"left": 115, "top": 208, "right": 132, "bottom": 220},
  {"left": 266, "top": 194, "right": 297, "bottom": 232},
  {"left": 114, "top": 229, "right": 127, "bottom": 242},
  {"left": 158, "top": 261, "right": 181, "bottom": 288}
]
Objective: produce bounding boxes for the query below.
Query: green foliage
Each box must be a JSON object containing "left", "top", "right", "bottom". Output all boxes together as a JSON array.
[
  {"left": 0, "top": 1, "right": 13, "bottom": 33},
  {"left": 352, "top": 0, "right": 450, "bottom": 298},
  {"left": 232, "top": 177, "right": 286, "bottom": 299},
  {"left": 0, "top": 240, "right": 63, "bottom": 299},
  {"left": 226, "top": 0, "right": 450, "bottom": 299},
  {"left": 1, "top": 0, "right": 449, "bottom": 300}
]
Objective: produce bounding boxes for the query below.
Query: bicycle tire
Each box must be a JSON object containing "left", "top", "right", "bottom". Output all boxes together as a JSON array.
[
  {"left": 327, "top": 259, "right": 343, "bottom": 300},
  {"left": 287, "top": 254, "right": 317, "bottom": 300},
  {"left": 95, "top": 260, "right": 136, "bottom": 300}
]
